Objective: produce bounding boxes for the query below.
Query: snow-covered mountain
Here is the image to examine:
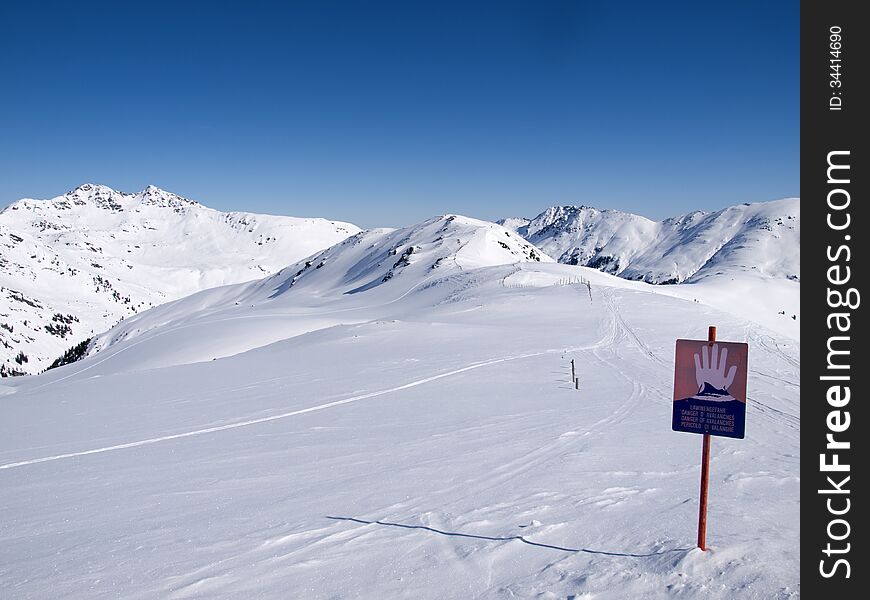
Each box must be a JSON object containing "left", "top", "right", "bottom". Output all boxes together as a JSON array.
[
  {"left": 500, "top": 198, "right": 800, "bottom": 284},
  {"left": 86, "top": 214, "right": 551, "bottom": 369},
  {"left": 0, "top": 184, "right": 360, "bottom": 375},
  {"left": 258, "top": 213, "right": 549, "bottom": 296}
]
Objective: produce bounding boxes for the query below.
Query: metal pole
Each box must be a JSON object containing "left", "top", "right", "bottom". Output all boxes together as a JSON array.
[{"left": 698, "top": 325, "right": 716, "bottom": 550}]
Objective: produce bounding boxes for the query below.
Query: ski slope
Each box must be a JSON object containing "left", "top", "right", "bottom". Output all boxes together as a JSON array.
[{"left": 0, "top": 221, "right": 799, "bottom": 599}]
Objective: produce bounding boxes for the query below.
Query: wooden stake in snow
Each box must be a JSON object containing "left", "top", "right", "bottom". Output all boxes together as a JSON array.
[
  {"left": 571, "top": 359, "right": 575, "bottom": 381},
  {"left": 697, "top": 325, "right": 715, "bottom": 551}
]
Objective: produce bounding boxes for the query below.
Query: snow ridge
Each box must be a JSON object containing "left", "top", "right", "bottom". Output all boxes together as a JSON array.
[
  {"left": 500, "top": 198, "right": 800, "bottom": 284},
  {"left": 262, "top": 214, "right": 550, "bottom": 298}
]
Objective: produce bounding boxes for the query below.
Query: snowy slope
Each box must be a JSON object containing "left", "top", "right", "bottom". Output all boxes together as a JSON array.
[
  {"left": 500, "top": 198, "right": 800, "bottom": 284},
  {"left": 83, "top": 214, "right": 551, "bottom": 371},
  {"left": 0, "top": 184, "right": 359, "bottom": 375},
  {"left": 0, "top": 249, "right": 799, "bottom": 598}
]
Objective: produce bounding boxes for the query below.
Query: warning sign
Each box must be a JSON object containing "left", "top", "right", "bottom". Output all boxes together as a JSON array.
[{"left": 672, "top": 339, "right": 748, "bottom": 439}]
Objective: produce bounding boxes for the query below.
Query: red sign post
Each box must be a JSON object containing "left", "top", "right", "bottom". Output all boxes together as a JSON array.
[{"left": 672, "top": 326, "right": 748, "bottom": 551}]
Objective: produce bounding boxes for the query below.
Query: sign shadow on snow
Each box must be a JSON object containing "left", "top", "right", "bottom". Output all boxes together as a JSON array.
[{"left": 326, "top": 516, "right": 692, "bottom": 558}]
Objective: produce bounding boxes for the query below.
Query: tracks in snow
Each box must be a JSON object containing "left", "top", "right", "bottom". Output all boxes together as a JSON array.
[
  {"left": 6, "top": 288, "right": 799, "bottom": 473},
  {"left": 601, "top": 289, "right": 668, "bottom": 369},
  {"left": 1, "top": 337, "right": 614, "bottom": 472}
]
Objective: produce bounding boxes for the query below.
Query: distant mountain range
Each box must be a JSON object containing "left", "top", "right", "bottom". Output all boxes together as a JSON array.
[
  {"left": 1, "top": 184, "right": 799, "bottom": 376},
  {"left": 499, "top": 198, "right": 799, "bottom": 284},
  {"left": 0, "top": 184, "right": 358, "bottom": 374}
]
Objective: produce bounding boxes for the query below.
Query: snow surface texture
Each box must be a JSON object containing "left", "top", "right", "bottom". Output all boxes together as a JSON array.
[
  {"left": 499, "top": 199, "right": 800, "bottom": 285},
  {"left": 0, "top": 184, "right": 359, "bottom": 374},
  {"left": 1, "top": 215, "right": 799, "bottom": 599}
]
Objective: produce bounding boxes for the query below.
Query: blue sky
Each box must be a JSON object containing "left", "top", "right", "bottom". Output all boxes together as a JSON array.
[{"left": 0, "top": 1, "right": 798, "bottom": 228}]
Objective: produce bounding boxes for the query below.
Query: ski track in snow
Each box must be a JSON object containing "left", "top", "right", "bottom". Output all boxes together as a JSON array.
[
  {"left": 2, "top": 343, "right": 611, "bottom": 472},
  {"left": 6, "top": 284, "right": 798, "bottom": 481},
  {"left": 602, "top": 289, "right": 669, "bottom": 369},
  {"left": 749, "top": 331, "right": 800, "bottom": 370},
  {"left": 1, "top": 293, "right": 633, "bottom": 473}
]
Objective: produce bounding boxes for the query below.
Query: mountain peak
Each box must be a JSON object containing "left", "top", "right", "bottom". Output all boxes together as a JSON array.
[
  {"left": 263, "top": 213, "right": 552, "bottom": 298},
  {"left": 4, "top": 184, "right": 205, "bottom": 213},
  {"left": 66, "top": 182, "right": 128, "bottom": 198},
  {"left": 137, "top": 185, "right": 201, "bottom": 209},
  {"left": 68, "top": 183, "right": 97, "bottom": 194}
]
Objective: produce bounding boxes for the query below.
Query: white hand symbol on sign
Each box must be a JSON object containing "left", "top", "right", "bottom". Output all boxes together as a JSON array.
[{"left": 693, "top": 343, "right": 737, "bottom": 392}]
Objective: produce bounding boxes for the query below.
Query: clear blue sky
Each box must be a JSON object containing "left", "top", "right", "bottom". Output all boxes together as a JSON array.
[{"left": 0, "top": 1, "right": 798, "bottom": 228}]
